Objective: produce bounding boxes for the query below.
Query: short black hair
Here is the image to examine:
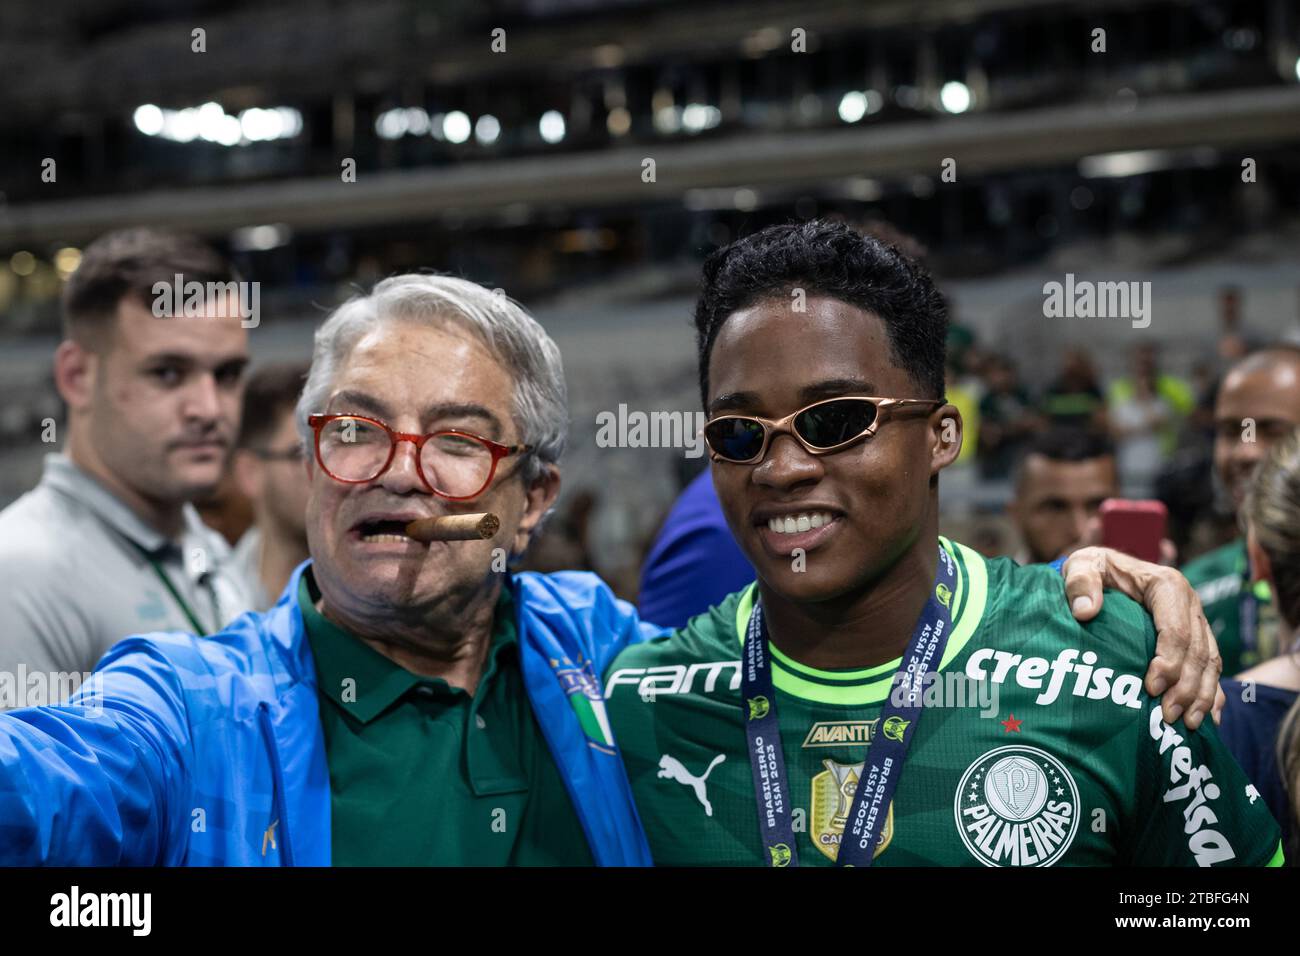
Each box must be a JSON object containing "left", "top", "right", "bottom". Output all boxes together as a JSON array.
[
  {"left": 237, "top": 362, "right": 309, "bottom": 450},
  {"left": 1014, "top": 427, "right": 1115, "bottom": 489},
  {"left": 692, "top": 219, "right": 948, "bottom": 407},
  {"left": 62, "top": 228, "right": 238, "bottom": 345}
]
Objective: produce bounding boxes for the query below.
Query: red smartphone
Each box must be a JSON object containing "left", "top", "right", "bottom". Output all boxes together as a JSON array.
[{"left": 1099, "top": 499, "right": 1167, "bottom": 564}]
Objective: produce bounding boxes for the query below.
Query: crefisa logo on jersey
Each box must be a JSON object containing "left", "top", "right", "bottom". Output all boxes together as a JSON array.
[{"left": 954, "top": 745, "right": 1079, "bottom": 866}]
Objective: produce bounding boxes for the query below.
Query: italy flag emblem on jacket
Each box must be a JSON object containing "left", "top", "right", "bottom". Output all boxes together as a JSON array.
[{"left": 553, "top": 657, "right": 616, "bottom": 754}]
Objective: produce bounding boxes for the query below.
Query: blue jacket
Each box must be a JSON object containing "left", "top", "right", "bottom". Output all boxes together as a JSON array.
[{"left": 0, "top": 563, "right": 668, "bottom": 866}]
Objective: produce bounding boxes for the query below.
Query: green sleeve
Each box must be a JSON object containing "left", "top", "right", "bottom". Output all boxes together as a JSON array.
[{"left": 1130, "top": 700, "right": 1283, "bottom": 866}]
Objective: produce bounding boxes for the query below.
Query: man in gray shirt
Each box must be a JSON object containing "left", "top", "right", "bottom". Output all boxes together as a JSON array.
[{"left": 0, "top": 229, "right": 256, "bottom": 704}]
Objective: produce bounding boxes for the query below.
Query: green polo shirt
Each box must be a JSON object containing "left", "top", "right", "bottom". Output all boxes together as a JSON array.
[
  {"left": 299, "top": 570, "right": 594, "bottom": 866},
  {"left": 1182, "top": 539, "right": 1279, "bottom": 674}
]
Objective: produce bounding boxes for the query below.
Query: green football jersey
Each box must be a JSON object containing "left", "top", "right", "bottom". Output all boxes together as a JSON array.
[
  {"left": 1182, "top": 539, "right": 1280, "bottom": 675},
  {"left": 605, "top": 539, "right": 1283, "bottom": 867}
]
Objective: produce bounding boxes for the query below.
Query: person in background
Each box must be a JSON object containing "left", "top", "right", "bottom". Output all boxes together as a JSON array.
[
  {"left": 1108, "top": 346, "right": 1178, "bottom": 498},
  {"left": 1041, "top": 347, "right": 1106, "bottom": 434},
  {"left": 1184, "top": 346, "right": 1300, "bottom": 674},
  {"left": 0, "top": 228, "right": 255, "bottom": 699},
  {"left": 1218, "top": 428, "right": 1300, "bottom": 858},
  {"left": 1007, "top": 428, "right": 1118, "bottom": 564},
  {"left": 637, "top": 469, "right": 754, "bottom": 629},
  {"left": 231, "top": 362, "right": 312, "bottom": 610},
  {"left": 193, "top": 469, "right": 255, "bottom": 548},
  {"left": 976, "top": 354, "right": 1040, "bottom": 482},
  {"left": 1216, "top": 285, "right": 1258, "bottom": 368},
  {"left": 1108, "top": 344, "right": 1193, "bottom": 484}
]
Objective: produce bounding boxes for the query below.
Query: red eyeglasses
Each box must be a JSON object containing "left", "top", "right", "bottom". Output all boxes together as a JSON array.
[{"left": 307, "top": 413, "right": 532, "bottom": 501}]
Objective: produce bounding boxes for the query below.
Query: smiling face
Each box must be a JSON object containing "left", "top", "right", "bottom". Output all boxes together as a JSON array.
[
  {"left": 305, "top": 317, "right": 556, "bottom": 619},
  {"left": 706, "top": 296, "right": 958, "bottom": 603}
]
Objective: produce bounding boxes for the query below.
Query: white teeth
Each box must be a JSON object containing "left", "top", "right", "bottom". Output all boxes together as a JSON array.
[
  {"left": 765, "top": 512, "right": 836, "bottom": 534},
  {"left": 362, "top": 533, "right": 411, "bottom": 543}
]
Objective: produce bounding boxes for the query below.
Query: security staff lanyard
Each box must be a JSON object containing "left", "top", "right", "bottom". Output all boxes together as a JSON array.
[
  {"left": 135, "top": 544, "right": 216, "bottom": 638},
  {"left": 742, "top": 546, "right": 956, "bottom": 867}
]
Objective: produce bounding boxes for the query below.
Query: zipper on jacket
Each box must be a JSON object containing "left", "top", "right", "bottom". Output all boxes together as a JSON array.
[{"left": 256, "top": 702, "right": 297, "bottom": 866}]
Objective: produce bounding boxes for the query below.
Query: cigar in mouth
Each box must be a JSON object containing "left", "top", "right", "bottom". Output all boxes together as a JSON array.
[{"left": 404, "top": 513, "right": 500, "bottom": 542}]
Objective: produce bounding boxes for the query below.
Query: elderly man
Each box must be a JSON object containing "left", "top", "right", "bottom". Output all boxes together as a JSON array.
[{"left": 0, "top": 273, "right": 1224, "bottom": 866}]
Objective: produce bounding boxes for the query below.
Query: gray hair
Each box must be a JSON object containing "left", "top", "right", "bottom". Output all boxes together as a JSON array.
[{"left": 296, "top": 274, "right": 567, "bottom": 485}]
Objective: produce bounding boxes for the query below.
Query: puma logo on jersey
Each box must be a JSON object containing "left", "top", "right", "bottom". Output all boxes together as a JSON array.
[
  {"left": 659, "top": 753, "right": 726, "bottom": 816},
  {"left": 965, "top": 647, "right": 1143, "bottom": 709}
]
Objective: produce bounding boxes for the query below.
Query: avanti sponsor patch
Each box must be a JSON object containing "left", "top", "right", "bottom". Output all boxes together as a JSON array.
[{"left": 801, "top": 719, "right": 878, "bottom": 748}]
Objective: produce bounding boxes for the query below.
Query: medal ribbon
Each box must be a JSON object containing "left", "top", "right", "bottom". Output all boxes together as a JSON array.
[{"left": 742, "top": 545, "right": 956, "bottom": 867}]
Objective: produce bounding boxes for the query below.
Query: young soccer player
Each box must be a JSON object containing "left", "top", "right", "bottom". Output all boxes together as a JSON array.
[{"left": 603, "top": 221, "right": 1281, "bottom": 866}]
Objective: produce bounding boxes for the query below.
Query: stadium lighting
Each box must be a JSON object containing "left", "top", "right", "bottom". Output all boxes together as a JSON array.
[
  {"left": 53, "top": 247, "right": 82, "bottom": 277},
  {"left": 278, "top": 108, "right": 302, "bottom": 137},
  {"left": 404, "top": 108, "right": 431, "bottom": 136},
  {"left": 197, "top": 102, "right": 226, "bottom": 142},
  {"left": 133, "top": 104, "right": 165, "bottom": 136},
  {"left": 139, "top": 102, "right": 302, "bottom": 145},
  {"left": 681, "top": 103, "right": 721, "bottom": 133},
  {"left": 216, "top": 114, "right": 242, "bottom": 146},
  {"left": 9, "top": 251, "right": 36, "bottom": 276},
  {"left": 231, "top": 224, "right": 291, "bottom": 252},
  {"left": 166, "top": 108, "right": 200, "bottom": 143},
  {"left": 375, "top": 109, "right": 407, "bottom": 139},
  {"left": 940, "top": 81, "right": 972, "bottom": 113},
  {"left": 241, "top": 107, "right": 284, "bottom": 142},
  {"left": 838, "top": 91, "right": 868, "bottom": 123},
  {"left": 539, "top": 110, "right": 566, "bottom": 143},
  {"left": 606, "top": 107, "right": 631, "bottom": 136},
  {"left": 474, "top": 114, "right": 501, "bottom": 145},
  {"left": 1078, "top": 148, "right": 1172, "bottom": 179},
  {"left": 443, "top": 110, "right": 471, "bottom": 144},
  {"left": 653, "top": 106, "right": 681, "bottom": 134},
  {"left": 1295, "top": 56, "right": 1300, "bottom": 82}
]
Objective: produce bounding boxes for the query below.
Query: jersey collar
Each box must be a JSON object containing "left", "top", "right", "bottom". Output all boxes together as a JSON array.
[{"left": 733, "top": 536, "right": 989, "bottom": 705}]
